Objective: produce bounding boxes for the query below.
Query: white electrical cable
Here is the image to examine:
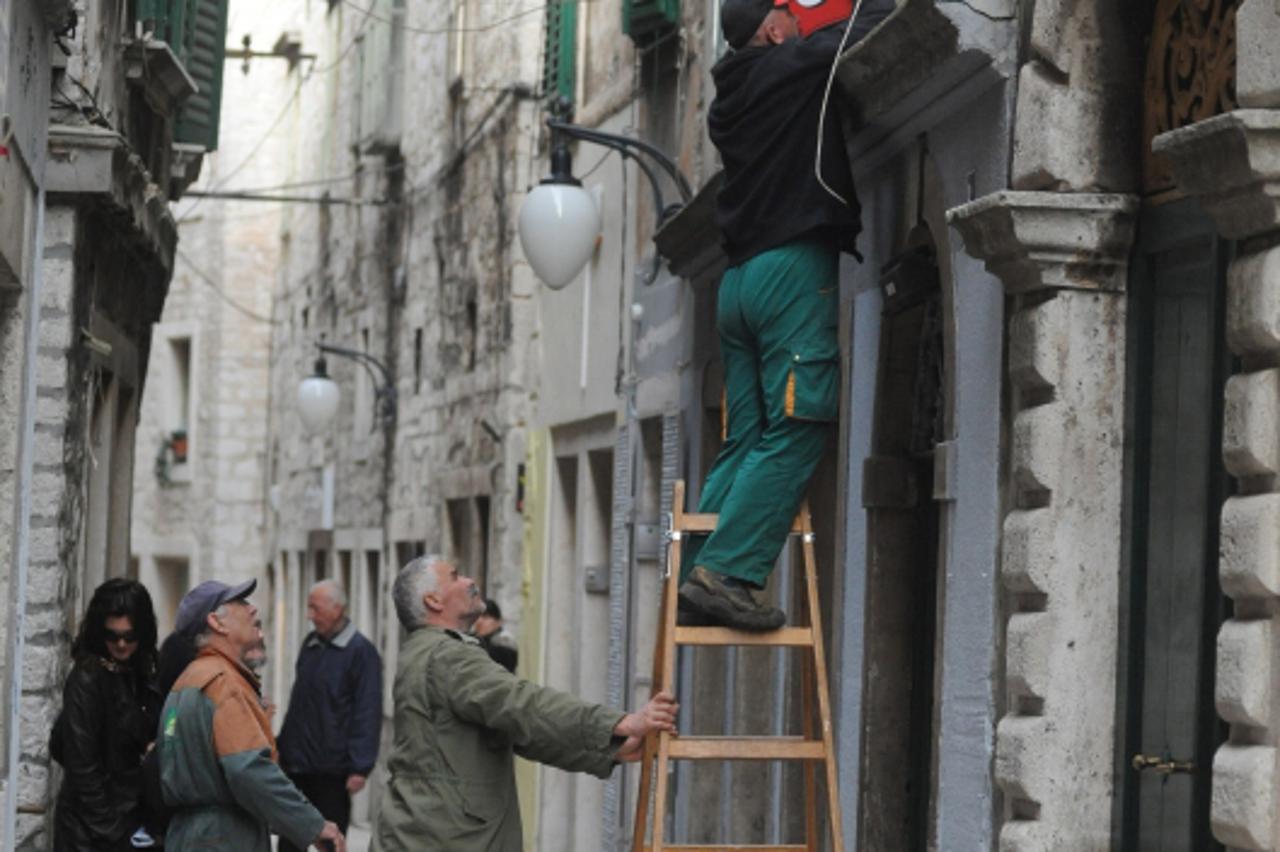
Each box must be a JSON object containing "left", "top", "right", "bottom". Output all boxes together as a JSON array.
[{"left": 814, "top": 0, "right": 867, "bottom": 206}]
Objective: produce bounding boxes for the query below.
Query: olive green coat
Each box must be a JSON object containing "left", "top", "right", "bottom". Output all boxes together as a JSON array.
[{"left": 373, "top": 626, "right": 624, "bottom": 851}]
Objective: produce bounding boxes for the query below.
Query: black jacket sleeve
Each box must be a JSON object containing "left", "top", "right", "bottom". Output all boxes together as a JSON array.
[
  {"left": 346, "top": 640, "right": 383, "bottom": 775},
  {"left": 59, "top": 665, "right": 131, "bottom": 842}
]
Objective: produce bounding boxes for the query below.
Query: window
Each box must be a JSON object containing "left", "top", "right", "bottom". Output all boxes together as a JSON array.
[
  {"left": 623, "top": 0, "right": 679, "bottom": 45},
  {"left": 542, "top": 0, "right": 577, "bottom": 104},
  {"left": 84, "top": 373, "right": 137, "bottom": 592},
  {"left": 166, "top": 335, "right": 193, "bottom": 466},
  {"left": 354, "top": 328, "right": 373, "bottom": 437},
  {"left": 358, "top": 0, "right": 405, "bottom": 151},
  {"left": 413, "top": 327, "right": 423, "bottom": 392},
  {"left": 447, "top": 0, "right": 469, "bottom": 84},
  {"left": 338, "top": 550, "right": 353, "bottom": 600},
  {"left": 363, "top": 550, "right": 381, "bottom": 644},
  {"left": 446, "top": 497, "right": 491, "bottom": 593},
  {"left": 151, "top": 556, "right": 190, "bottom": 634}
]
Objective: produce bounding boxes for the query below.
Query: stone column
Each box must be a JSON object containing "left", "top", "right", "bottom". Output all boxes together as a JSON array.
[
  {"left": 949, "top": 191, "right": 1138, "bottom": 850},
  {"left": 1155, "top": 109, "right": 1280, "bottom": 850}
]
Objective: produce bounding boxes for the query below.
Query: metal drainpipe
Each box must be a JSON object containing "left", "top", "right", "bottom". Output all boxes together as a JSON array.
[{"left": 4, "top": 186, "right": 47, "bottom": 850}]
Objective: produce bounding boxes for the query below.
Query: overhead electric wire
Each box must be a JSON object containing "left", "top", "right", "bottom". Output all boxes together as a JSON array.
[
  {"left": 341, "top": 0, "right": 567, "bottom": 36},
  {"left": 175, "top": 246, "right": 278, "bottom": 325},
  {"left": 176, "top": 2, "right": 377, "bottom": 220}
]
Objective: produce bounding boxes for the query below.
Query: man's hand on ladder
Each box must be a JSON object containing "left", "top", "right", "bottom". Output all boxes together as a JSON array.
[{"left": 613, "top": 691, "right": 679, "bottom": 762}]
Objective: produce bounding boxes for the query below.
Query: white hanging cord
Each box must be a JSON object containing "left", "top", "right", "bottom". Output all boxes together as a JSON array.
[{"left": 815, "top": 0, "right": 867, "bottom": 206}]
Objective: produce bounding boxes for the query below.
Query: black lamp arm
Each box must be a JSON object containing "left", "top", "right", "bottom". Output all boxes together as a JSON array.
[
  {"left": 317, "top": 343, "right": 398, "bottom": 422},
  {"left": 547, "top": 120, "right": 694, "bottom": 206}
]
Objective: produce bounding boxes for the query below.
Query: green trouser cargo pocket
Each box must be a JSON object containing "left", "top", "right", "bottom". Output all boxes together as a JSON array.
[{"left": 783, "top": 347, "right": 840, "bottom": 422}]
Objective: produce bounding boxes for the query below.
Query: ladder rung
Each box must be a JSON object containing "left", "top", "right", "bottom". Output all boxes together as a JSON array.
[
  {"left": 674, "top": 626, "right": 814, "bottom": 647},
  {"left": 644, "top": 846, "right": 809, "bottom": 851},
  {"left": 666, "top": 736, "right": 826, "bottom": 761},
  {"left": 677, "top": 513, "right": 806, "bottom": 534}
]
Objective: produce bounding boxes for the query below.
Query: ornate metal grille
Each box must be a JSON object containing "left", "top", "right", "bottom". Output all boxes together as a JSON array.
[{"left": 1142, "top": 0, "right": 1240, "bottom": 196}]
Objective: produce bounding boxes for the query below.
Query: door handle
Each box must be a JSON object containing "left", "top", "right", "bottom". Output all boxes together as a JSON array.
[
  {"left": 1156, "top": 759, "right": 1194, "bottom": 775},
  {"left": 1132, "top": 753, "right": 1195, "bottom": 775}
]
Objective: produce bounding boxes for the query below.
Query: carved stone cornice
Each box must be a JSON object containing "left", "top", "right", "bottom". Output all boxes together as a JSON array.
[
  {"left": 123, "top": 38, "right": 199, "bottom": 116},
  {"left": 46, "top": 125, "right": 177, "bottom": 275},
  {"left": 835, "top": 0, "right": 1017, "bottom": 178},
  {"left": 947, "top": 191, "right": 1139, "bottom": 294},
  {"left": 1153, "top": 109, "right": 1280, "bottom": 240}
]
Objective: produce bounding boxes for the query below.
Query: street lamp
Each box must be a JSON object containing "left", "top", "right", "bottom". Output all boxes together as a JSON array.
[
  {"left": 518, "top": 118, "right": 693, "bottom": 289},
  {"left": 296, "top": 343, "right": 397, "bottom": 434}
]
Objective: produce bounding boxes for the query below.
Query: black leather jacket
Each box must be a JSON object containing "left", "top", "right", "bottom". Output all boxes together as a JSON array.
[{"left": 51, "top": 655, "right": 161, "bottom": 851}]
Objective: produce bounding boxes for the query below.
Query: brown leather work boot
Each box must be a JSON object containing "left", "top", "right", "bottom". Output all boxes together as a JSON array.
[{"left": 677, "top": 566, "right": 786, "bottom": 632}]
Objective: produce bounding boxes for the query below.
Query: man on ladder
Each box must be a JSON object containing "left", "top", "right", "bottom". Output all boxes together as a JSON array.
[{"left": 680, "top": 0, "right": 892, "bottom": 630}]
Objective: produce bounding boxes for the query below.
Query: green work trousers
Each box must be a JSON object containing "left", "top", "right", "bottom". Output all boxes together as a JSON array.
[{"left": 685, "top": 239, "right": 839, "bottom": 588}]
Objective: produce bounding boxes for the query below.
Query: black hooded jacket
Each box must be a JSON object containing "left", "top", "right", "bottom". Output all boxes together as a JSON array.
[
  {"left": 708, "top": 3, "right": 892, "bottom": 267},
  {"left": 51, "top": 655, "right": 162, "bottom": 850}
]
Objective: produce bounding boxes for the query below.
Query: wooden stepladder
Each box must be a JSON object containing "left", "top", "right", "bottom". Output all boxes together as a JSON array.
[{"left": 631, "top": 480, "right": 844, "bottom": 852}]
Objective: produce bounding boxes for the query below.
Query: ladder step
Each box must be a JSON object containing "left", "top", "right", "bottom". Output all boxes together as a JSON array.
[
  {"left": 678, "top": 513, "right": 806, "bottom": 534},
  {"left": 667, "top": 736, "right": 826, "bottom": 761},
  {"left": 643, "top": 846, "right": 809, "bottom": 851},
  {"left": 674, "top": 626, "right": 814, "bottom": 647}
]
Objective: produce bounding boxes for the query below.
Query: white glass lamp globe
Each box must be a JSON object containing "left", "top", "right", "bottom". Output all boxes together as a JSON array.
[
  {"left": 518, "top": 181, "right": 600, "bottom": 290},
  {"left": 298, "top": 361, "right": 341, "bottom": 434}
]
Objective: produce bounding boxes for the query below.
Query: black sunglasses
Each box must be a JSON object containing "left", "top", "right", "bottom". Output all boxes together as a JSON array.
[{"left": 105, "top": 628, "right": 138, "bottom": 644}]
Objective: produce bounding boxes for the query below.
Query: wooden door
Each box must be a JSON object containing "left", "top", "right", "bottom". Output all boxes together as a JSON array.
[{"left": 1121, "top": 201, "right": 1230, "bottom": 850}]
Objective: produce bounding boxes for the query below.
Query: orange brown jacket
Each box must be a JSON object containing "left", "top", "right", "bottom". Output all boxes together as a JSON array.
[{"left": 158, "top": 647, "right": 324, "bottom": 850}]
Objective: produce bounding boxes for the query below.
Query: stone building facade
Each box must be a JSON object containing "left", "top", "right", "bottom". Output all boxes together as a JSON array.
[
  {"left": 0, "top": 0, "right": 225, "bottom": 846},
  {"left": 662, "top": 0, "right": 1280, "bottom": 849},
  {"left": 263, "top": 0, "right": 1280, "bottom": 849}
]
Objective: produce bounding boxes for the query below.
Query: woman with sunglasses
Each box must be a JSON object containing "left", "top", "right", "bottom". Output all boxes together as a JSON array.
[{"left": 51, "top": 578, "right": 163, "bottom": 850}]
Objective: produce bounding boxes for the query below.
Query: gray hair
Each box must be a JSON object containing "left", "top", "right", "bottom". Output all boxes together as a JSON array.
[
  {"left": 393, "top": 554, "right": 447, "bottom": 629},
  {"left": 192, "top": 603, "right": 230, "bottom": 649},
  {"left": 311, "top": 579, "right": 348, "bottom": 610}
]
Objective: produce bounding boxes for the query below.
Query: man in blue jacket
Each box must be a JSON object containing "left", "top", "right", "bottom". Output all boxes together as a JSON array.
[{"left": 276, "top": 580, "right": 382, "bottom": 851}]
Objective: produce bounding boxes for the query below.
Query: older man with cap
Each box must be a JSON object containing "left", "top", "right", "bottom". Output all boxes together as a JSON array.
[
  {"left": 677, "top": 0, "right": 893, "bottom": 631},
  {"left": 156, "top": 579, "right": 346, "bottom": 852}
]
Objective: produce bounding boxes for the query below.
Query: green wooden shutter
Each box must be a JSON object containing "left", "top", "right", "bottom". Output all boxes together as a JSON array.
[
  {"left": 623, "top": 0, "right": 679, "bottom": 45},
  {"left": 174, "top": 0, "right": 230, "bottom": 150},
  {"left": 542, "top": 0, "right": 576, "bottom": 104}
]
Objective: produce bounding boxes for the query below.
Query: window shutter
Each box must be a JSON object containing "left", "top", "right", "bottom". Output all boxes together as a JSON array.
[
  {"left": 541, "top": 0, "right": 577, "bottom": 104},
  {"left": 174, "top": 0, "right": 230, "bottom": 151},
  {"left": 623, "top": 0, "right": 679, "bottom": 45}
]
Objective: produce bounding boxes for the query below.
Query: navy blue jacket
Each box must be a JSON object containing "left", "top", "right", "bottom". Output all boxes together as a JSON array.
[{"left": 277, "top": 621, "right": 383, "bottom": 777}]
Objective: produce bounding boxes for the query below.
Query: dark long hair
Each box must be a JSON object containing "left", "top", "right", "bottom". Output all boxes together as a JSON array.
[{"left": 71, "top": 578, "right": 159, "bottom": 677}]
